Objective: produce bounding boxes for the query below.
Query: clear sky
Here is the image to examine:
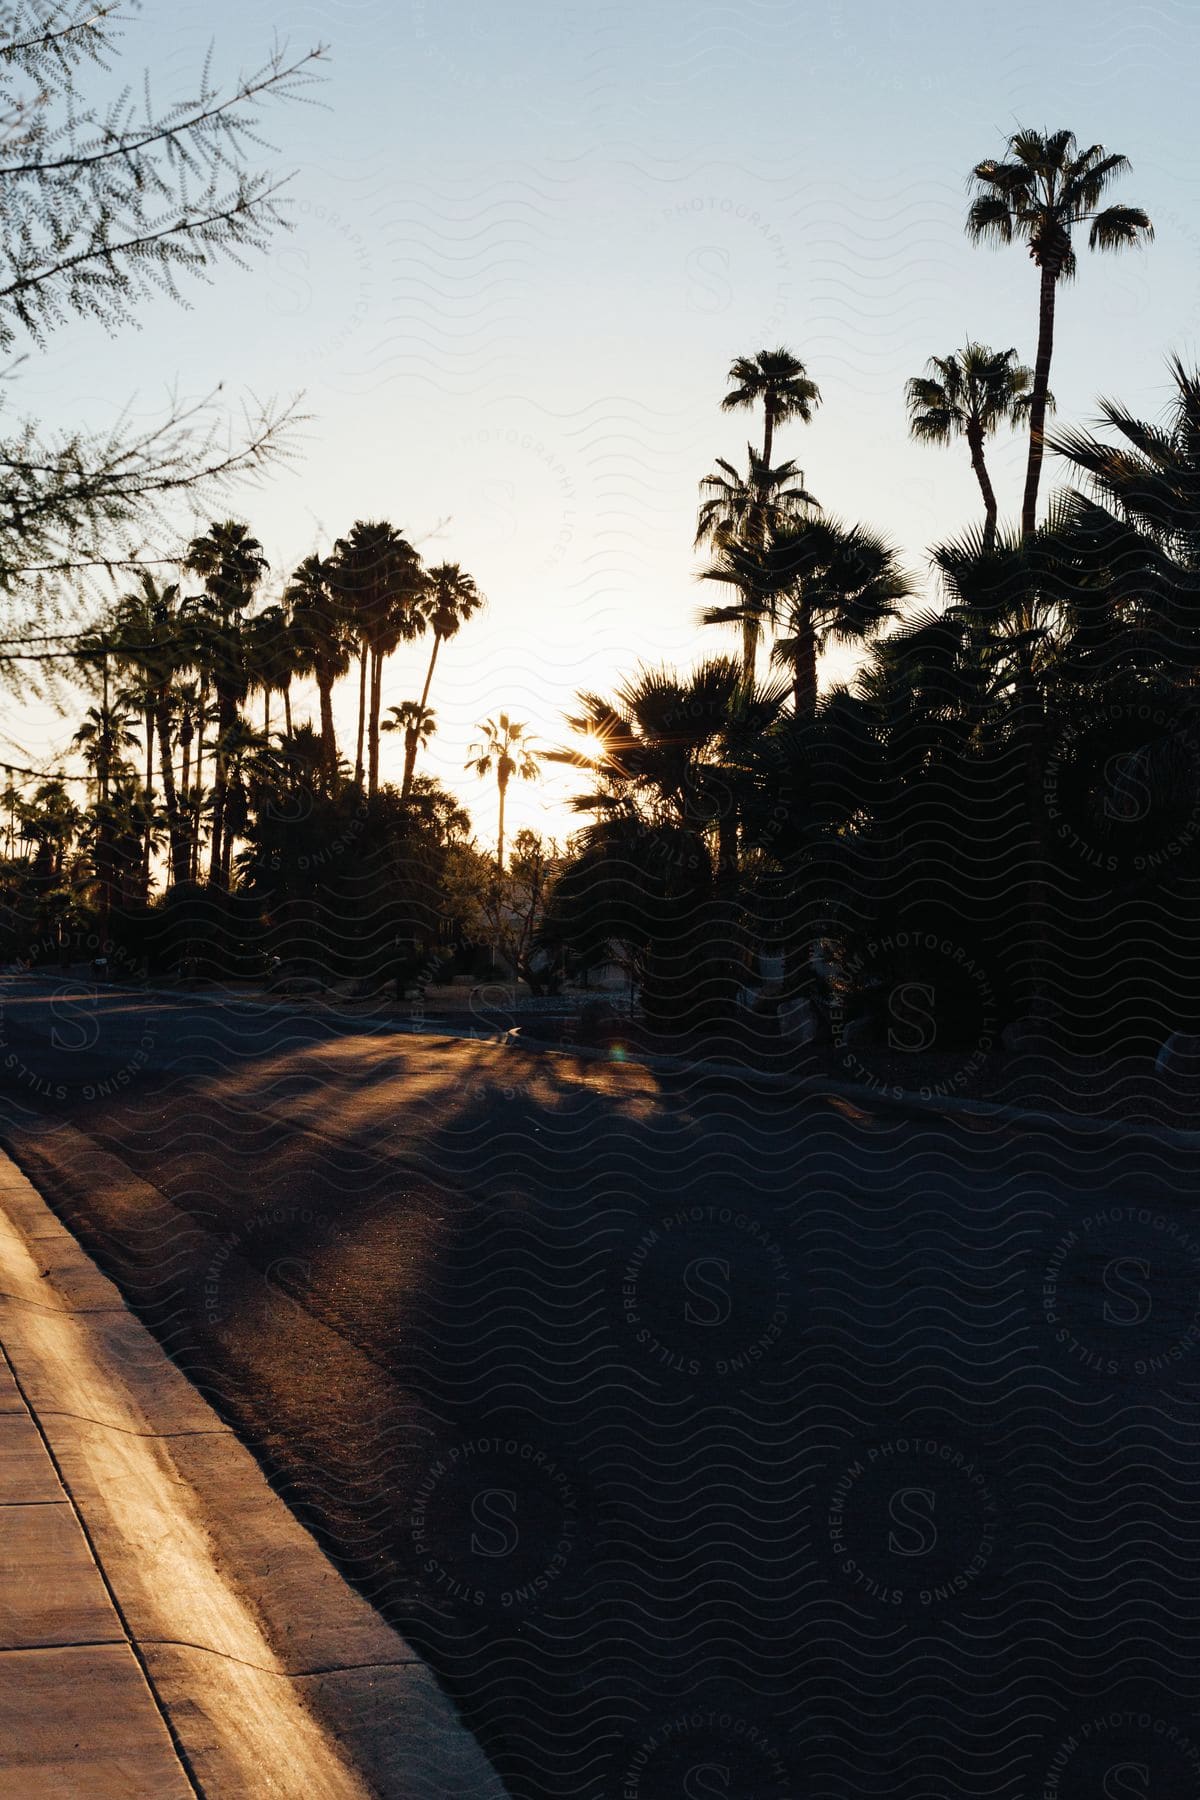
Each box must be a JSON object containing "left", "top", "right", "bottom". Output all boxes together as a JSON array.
[{"left": 15, "top": 0, "right": 1200, "bottom": 849}]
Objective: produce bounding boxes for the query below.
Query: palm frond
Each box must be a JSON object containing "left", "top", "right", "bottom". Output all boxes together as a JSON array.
[
  {"left": 1088, "top": 204, "right": 1153, "bottom": 252},
  {"left": 965, "top": 193, "right": 1015, "bottom": 244}
]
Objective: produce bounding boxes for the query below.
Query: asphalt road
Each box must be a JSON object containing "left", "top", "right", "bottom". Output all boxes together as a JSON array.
[{"left": 3, "top": 972, "right": 1200, "bottom": 1800}]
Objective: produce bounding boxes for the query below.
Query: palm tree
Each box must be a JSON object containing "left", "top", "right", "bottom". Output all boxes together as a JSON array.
[
  {"left": 466, "top": 714, "right": 541, "bottom": 871},
  {"left": 384, "top": 701, "right": 437, "bottom": 793},
  {"left": 72, "top": 701, "right": 139, "bottom": 795},
  {"left": 329, "top": 521, "right": 425, "bottom": 796},
  {"left": 696, "top": 450, "right": 818, "bottom": 553},
  {"left": 404, "top": 563, "right": 483, "bottom": 795},
  {"left": 906, "top": 343, "right": 1045, "bottom": 548},
  {"left": 1049, "top": 356, "right": 1200, "bottom": 679},
  {"left": 113, "top": 572, "right": 191, "bottom": 888},
  {"left": 245, "top": 604, "right": 297, "bottom": 739},
  {"left": 924, "top": 519, "right": 1077, "bottom": 1021},
  {"left": 966, "top": 128, "right": 1153, "bottom": 537},
  {"left": 73, "top": 627, "right": 118, "bottom": 797},
  {"left": 72, "top": 699, "right": 139, "bottom": 922},
  {"left": 550, "top": 661, "right": 791, "bottom": 1022},
  {"left": 722, "top": 347, "right": 822, "bottom": 470},
  {"left": 558, "top": 658, "right": 789, "bottom": 887},
  {"left": 286, "top": 554, "right": 353, "bottom": 782},
  {"left": 702, "top": 516, "right": 910, "bottom": 718},
  {"left": 20, "top": 782, "right": 81, "bottom": 887},
  {"left": 212, "top": 716, "right": 270, "bottom": 888},
  {"left": 1051, "top": 354, "right": 1200, "bottom": 555},
  {"left": 185, "top": 520, "right": 268, "bottom": 884},
  {"left": 696, "top": 450, "right": 820, "bottom": 675}
]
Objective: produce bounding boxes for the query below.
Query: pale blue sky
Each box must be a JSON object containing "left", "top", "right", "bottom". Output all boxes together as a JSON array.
[{"left": 19, "top": 0, "right": 1200, "bottom": 842}]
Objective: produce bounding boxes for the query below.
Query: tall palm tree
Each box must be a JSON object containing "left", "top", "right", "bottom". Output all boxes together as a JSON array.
[
  {"left": 702, "top": 516, "right": 910, "bottom": 719},
  {"left": 905, "top": 343, "right": 1045, "bottom": 548},
  {"left": 211, "top": 716, "right": 270, "bottom": 888},
  {"left": 722, "top": 347, "right": 822, "bottom": 470},
  {"left": 72, "top": 698, "right": 138, "bottom": 923},
  {"left": 72, "top": 701, "right": 139, "bottom": 795},
  {"left": 286, "top": 554, "right": 353, "bottom": 782},
  {"left": 73, "top": 627, "right": 118, "bottom": 797},
  {"left": 329, "top": 521, "right": 425, "bottom": 796},
  {"left": 465, "top": 714, "right": 541, "bottom": 871},
  {"left": 245, "top": 604, "right": 297, "bottom": 739},
  {"left": 185, "top": 520, "right": 267, "bottom": 884},
  {"left": 966, "top": 128, "right": 1153, "bottom": 537},
  {"left": 384, "top": 700, "right": 437, "bottom": 794},
  {"left": 696, "top": 450, "right": 819, "bottom": 674},
  {"left": 404, "top": 563, "right": 483, "bottom": 795},
  {"left": 113, "top": 572, "right": 191, "bottom": 888}
]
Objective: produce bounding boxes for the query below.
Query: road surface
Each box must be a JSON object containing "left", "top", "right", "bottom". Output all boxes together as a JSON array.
[{"left": 2, "top": 972, "right": 1199, "bottom": 1799}]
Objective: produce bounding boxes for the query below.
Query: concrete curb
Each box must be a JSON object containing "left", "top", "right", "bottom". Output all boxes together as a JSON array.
[{"left": 0, "top": 1147, "right": 507, "bottom": 1799}]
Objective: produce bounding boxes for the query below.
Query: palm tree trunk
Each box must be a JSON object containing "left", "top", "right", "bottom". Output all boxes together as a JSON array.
[
  {"left": 283, "top": 684, "right": 292, "bottom": 739},
  {"left": 100, "top": 655, "right": 110, "bottom": 805},
  {"left": 368, "top": 648, "right": 383, "bottom": 796},
  {"left": 179, "top": 727, "right": 193, "bottom": 884},
  {"left": 1018, "top": 661, "right": 1052, "bottom": 1022},
  {"left": 716, "top": 809, "right": 738, "bottom": 894},
  {"left": 403, "top": 635, "right": 441, "bottom": 797},
  {"left": 192, "top": 683, "right": 207, "bottom": 882},
  {"left": 207, "top": 694, "right": 233, "bottom": 886},
  {"left": 740, "top": 610, "right": 759, "bottom": 683},
  {"left": 318, "top": 675, "right": 337, "bottom": 779},
  {"left": 966, "top": 419, "right": 999, "bottom": 550},
  {"left": 496, "top": 773, "right": 507, "bottom": 873},
  {"left": 263, "top": 692, "right": 270, "bottom": 737},
  {"left": 354, "top": 646, "right": 368, "bottom": 787},
  {"left": 1022, "top": 263, "right": 1058, "bottom": 539},
  {"left": 791, "top": 611, "right": 818, "bottom": 720},
  {"left": 156, "top": 705, "right": 188, "bottom": 888},
  {"left": 762, "top": 402, "right": 774, "bottom": 471},
  {"left": 143, "top": 707, "right": 155, "bottom": 895},
  {"left": 207, "top": 784, "right": 223, "bottom": 885}
]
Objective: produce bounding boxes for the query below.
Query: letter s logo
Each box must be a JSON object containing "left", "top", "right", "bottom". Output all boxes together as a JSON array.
[
  {"left": 1103, "top": 1763, "right": 1150, "bottom": 1799},
  {"left": 1102, "top": 1257, "right": 1152, "bottom": 1327},
  {"left": 683, "top": 1765, "right": 731, "bottom": 1798},
  {"left": 685, "top": 245, "right": 732, "bottom": 315},
  {"left": 888, "top": 1487, "right": 938, "bottom": 1557},
  {"left": 1103, "top": 748, "right": 1154, "bottom": 824},
  {"left": 470, "top": 1488, "right": 518, "bottom": 1559},
  {"left": 683, "top": 1257, "right": 731, "bottom": 1328},
  {"left": 887, "top": 981, "right": 936, "bottom": 1053},
  {"left": 50, "top": 984, "right": 99, "bottom": 1053}
]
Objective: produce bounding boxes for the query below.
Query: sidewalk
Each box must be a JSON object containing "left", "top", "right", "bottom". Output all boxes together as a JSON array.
[{"left": 0, "top": 1151, "right": 505, "bottom": 1799}]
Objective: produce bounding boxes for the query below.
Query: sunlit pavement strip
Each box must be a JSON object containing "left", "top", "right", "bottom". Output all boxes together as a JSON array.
[
  {"left": 0, "top": 1152, "right": 506, "bottom": 1799},
  {"left": 107, "top": 979, "right": 1200, "bottom": 1149}
]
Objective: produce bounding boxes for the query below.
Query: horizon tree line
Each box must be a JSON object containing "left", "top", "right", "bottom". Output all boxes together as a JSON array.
[{"left": 10, "top": 120, "right": 1195, "bottom": 1069}]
